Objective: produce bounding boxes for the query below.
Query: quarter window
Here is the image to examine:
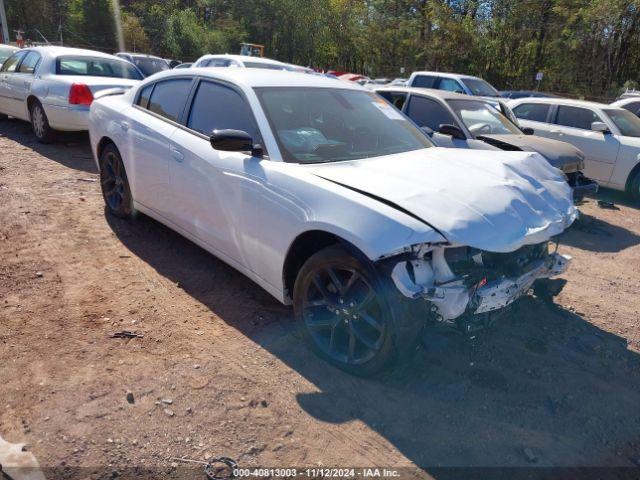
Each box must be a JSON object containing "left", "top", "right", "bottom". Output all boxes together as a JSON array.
[
  {"left": 513, "top": 103, "right": 550, "bottom": 122},
  {"left": 136, "top": 84, "right": 154, "bottom": 109},
  {"left": 555, "top": 105, "right": 603, "bottom": 130},
  {"left": 18, "top": 52, "right": 41, "bottom": 74},
  {"left": 187, "top": 81, "right": 260, "bottom": 141},
  {"left": 1, "top": 51, "right": 27, "bottom": 73},
  {"left": 406, "top": 96, "right": 457, "bottom": 132},
  {"left": 147, "top": 79, "right": 192, "bottom": 123}
]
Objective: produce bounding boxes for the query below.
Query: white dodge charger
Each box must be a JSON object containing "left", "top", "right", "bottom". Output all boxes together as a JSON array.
[
  {"left": 89, "top": 68, "right": 576, "bottom": 376},
  {"left": 0, "top": 46, "right": 142, "bottom": 142}
]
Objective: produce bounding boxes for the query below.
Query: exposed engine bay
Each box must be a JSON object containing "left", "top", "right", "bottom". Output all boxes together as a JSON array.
[{"left": 388, "top": 240, "right": 571, "bottom": 327}]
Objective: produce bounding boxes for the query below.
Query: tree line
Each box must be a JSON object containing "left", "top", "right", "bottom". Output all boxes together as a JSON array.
[{"left": 6, "top": 0, "right": 640, "bottom": 99}]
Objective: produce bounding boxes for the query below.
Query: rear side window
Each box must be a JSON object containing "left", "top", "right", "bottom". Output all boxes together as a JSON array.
[
  {"left": 187, "top": 81, "right": 261, "bottom": 142},
  {"left": 136, "top": 84, "right": 154, "bottom": 109},
  {"left": 147, "top": 79, "right": 192, "bottom": 122},
  {"left": 406, "top": 95, "right": 457, "bottom": 132},
  {"left": 555, "top": 105, "right": 603, "bottom": 130},
  {"left": 1, "top": 51, "right": 27, "bottom": 72},
  {"left": 411, "top": 75, "right": 436, "bottom": 88},
  {"left": 513, "top": 103, "right": 550, "bottom": 122},
  {"left": 204, "top": 58, "right": 232, "bottom": 67},
  {"left": 18, "top": 52, "right": 41, "bottom": 74}
]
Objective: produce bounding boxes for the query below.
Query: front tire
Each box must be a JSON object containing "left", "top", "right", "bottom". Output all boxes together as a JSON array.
[
  {"left": 293, "top": 245, "right": 398, "bottom": 377},
  {"left": 100, "top": 144, "right": 133, "bottom": 218},
  {"left": 29, "top": 100, "right": 56, "bottom": 143}
]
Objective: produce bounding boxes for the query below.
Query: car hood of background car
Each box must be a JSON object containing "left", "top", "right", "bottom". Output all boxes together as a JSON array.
[
  {"left": 304, "top": 148, "right": 577, "bottom": 253},
  {"left": 476, "top": 134, "right": 585, "bottom": 173}
]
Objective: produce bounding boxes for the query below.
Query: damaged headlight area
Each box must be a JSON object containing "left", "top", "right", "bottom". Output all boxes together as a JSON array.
[{"left": 388, "top": 240, "right": 571, "bottom": 325}]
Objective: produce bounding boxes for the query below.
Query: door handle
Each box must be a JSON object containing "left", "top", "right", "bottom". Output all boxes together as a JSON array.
[
  {"left": 120, "top": 121, "right": 130, "bottom": 131},
  {"left": 170, "top": 146, "right": 184, "bottom": 162}
]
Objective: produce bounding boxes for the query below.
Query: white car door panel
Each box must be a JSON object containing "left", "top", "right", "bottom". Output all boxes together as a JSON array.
[
  {"left": 127, "top": 78, "right": 193, "bottom": 217},
  {"left": 0, "top": 51, "right": 28, "bottom": 116}
]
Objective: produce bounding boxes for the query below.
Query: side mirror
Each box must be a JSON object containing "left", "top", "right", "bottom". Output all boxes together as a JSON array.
[
  {"left": 210, "top": 129, "right": 263, "bottom": 156},
  {"left": 438, "top": 123, "right": 466, "bottom": 140},
  {"left": 420, "top": 126, "right": 434, "bottom": 136},
  {"left": 591, "top": 122, "right": 610, "bottom": 134},
  {"left": 521, "top": 127, "right": 535, "bottom": 135}
]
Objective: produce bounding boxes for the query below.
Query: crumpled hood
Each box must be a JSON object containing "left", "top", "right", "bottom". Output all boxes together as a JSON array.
[
  {"left": 477, "top": 134, "right": 585, "bottom": 173},
  {"left": 305, "top": 148, "right": 577, "bottom": 253}
]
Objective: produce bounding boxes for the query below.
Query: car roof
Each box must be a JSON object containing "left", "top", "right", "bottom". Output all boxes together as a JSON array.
[
  {"left": 375, "top": 85, "right": 478, "bottom": 101},
  {"left": 611, "top": 97, "right": 640, "bottom": 106},
  {"left": 0, "top": 44, "right": 19, "bottom": 51},
  {"left": 197, "top": 54, "right": 285, "bottom": 65},
  {"left": 118, "top": 52, "right": 165, "bottom": 60},
  {"left": 26, "top": 46, "right": 121, "bottom": 60},
  {"left": 509, "top": 96, "right": 615, "bottom": 110},
  {"left": 410, "top": 71, "right": 482, "bottom": 81},
  {"left": 145, "top": 67, "right": 360, "bottom": 89}
]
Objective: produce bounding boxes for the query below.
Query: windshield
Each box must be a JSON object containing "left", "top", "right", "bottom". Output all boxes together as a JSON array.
[
  {"left": 603, "top": 109, "right": 640, "bottom": 137},
  {"left": 464, "top": 78, "right": 499, "bottom": 97},
  {"left": 0, "top": 46, "right": 17, "bottom": 63},
  {"left": 448, "top": 99, "right": 522, "bottom": 136},
  {"left": 132, "top": 56, "right": 169, "bottom": 76},
  {"left": 255, "top": 87, "right": 433, "bottom": 163},
  {"left": 56, "top": 56, "right": 143, "bottom": 80}
]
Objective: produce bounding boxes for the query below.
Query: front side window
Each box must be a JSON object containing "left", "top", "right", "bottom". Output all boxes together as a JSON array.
[
  {"left": 555, "top": 105, "right": 603, "bottom": 130},
  {"left": 187, "top": 81, "right": 261, "bottom": 142},
  {"left": 448, "top": 99, "right": 521, "bottom": 136},
  {"left": 255, "top": 87, "right": 433, "bottom": 164},
  {"left": 411, "top": 75, "right": 436, "bottom": 88},
  {"left": 56, "top": 56, "right": 143, "bottom": 80},
  {"left": 147, "top": 79, "right": 192, "bottom": 122},
  {"left": 437, "top": 78, "right": 465, "bottom": 94},
  {"left": 463, "top": 78, "right": 500, "bottom": 97},
  {"left": 18, "top": 52, "right": 41, "bottom": 74},
  {"left": 406, "top": 96, "right": 457, "bottom": 132},
  {"left": 603, "top": 109, "right": 640, "bottom": 137},
  {"left": 1, "top": 51, "right": 27, "bottom": 73},
  {"left": 513, "top": 103, "right": 550, "bottom": 122},
  {"left": 377, "top": 91, "right": 408, "bottom": 110}
]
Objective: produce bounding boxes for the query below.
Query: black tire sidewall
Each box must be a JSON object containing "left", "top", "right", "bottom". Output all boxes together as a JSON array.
[
  {"left": 293, "top": 244, "right": 398, "bottom": 377},
  {"left": 29, "top": 101, "right": 55, "bottom": 143},
  {"left": 631, "top": 170, "right": 640, "bottom": 203},
  {"left": 100, "top": 144, "right": 133, "bottom": 218}
]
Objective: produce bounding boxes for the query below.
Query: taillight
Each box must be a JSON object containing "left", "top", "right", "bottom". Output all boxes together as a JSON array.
[{"left": 69, "top": 83, "right": 94, "bottom": 105}]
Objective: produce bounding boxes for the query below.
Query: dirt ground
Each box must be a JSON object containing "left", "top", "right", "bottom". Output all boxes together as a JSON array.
[{"left": 1, "top": 117, "right": 640, "bottom": 479}]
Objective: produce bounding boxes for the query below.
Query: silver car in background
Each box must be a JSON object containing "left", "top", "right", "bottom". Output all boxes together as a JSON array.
[{"left": 0, "top": 46, "right": 143, "bottom": 143}]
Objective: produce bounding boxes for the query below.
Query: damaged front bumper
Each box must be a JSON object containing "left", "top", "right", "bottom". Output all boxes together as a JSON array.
[{"left": 390, "top": 244, "right": 571, "bottom": 323}]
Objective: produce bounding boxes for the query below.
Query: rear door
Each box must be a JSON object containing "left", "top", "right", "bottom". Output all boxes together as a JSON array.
[
  {"left": 548, "top": 105, "right": 618, "bottom": 182},
  {"left": 511, "top": 102, "right": 553, "bottom": 136},
  {"left": 6, "top": 51, "right": 41, "bottom": 117},
  {"left": 126, "top": 77, "right": 194, "bottom": 219},
  {"left": 0, "top": 51, "right": 28, "bottom": 116}
]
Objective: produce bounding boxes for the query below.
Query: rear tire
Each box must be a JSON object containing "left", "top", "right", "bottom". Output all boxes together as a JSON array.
[
  {"left": 629, "top": 169, "right": 640, "bottom": 203},
  {"left": 100, "top": 143, "right": 133, "bottom": 218},
  {"left": 293, "top": 245, "right": 400, "bottom": 377},
  {"left": 29, "top": 100, "right": 56, "bottom": 143}
]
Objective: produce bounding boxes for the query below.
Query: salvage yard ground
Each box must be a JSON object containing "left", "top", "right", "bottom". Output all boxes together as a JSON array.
[{"left": 1, "top": 118, "right": 640, "bottom": 477}]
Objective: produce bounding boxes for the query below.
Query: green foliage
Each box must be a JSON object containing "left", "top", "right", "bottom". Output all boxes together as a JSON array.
[{"left": 6, "top": 0, "right": 640, "bottom": 99}]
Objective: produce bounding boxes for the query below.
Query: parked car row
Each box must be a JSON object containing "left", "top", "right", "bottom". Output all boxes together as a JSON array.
[{"left": 0, "top": 45, "right": 633, "bottom": 375}]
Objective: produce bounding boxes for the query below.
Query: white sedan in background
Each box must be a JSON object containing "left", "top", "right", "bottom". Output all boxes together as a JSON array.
[
  {"left": 0, "top": 46, "right": 143, "bottom": 142},
  {"left": 509, "top": 97, "right": 640, "bottom": 201},
  {"left": 193, "top": 54, "right": 289, "bottom": 70},
  {"left": 89, "top": 68, "right": 576, "bottom": 376},
  {"left": 0, "top": 44, "right": 19, "bottom": 69}
]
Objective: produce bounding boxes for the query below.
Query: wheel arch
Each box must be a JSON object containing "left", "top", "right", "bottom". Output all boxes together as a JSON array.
[
  {"left": 625, "top": 160, "right": 640, "bottom": 192},
  {"left": 96, "top": 136, "right": 117, "bottom": 165},
  {"left": 282, "top": 230, "right": 370, "bottom": 301}
]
